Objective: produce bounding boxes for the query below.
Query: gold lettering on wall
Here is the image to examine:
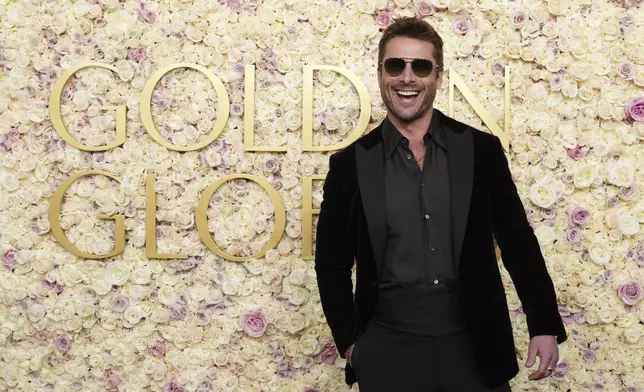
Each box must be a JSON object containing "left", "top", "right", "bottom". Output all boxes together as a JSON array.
[
  {"left": 302, "top": 65, "right": 372, "bottom": 152},
  {"left": 48, "top": 170, "right": 126, "bottom": 258},
  {"left": 145, "top": 175, "right": 188, "bottom": 259},
  {"left": 301, "top": 175, "right": 324, "bottom": 260},
  {"left": 49, "top": 64, "right": 127, "bottom": 151},
  {"left": 448, "top": 67, "right": 510, "bottom": 152},
  {"left": 47, "top": 63, "right": 513, "bottom": 261},
  {"left": 244, "top": 64, "right": 286, "bottom": 152},
  {"left": 195, "top": 174, "right": 286, "bottom": 262},
  {"left": 140, "top": 63, "right": 230, "bottom": 152}
]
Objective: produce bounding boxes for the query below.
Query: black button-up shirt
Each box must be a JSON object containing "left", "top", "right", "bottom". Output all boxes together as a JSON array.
[
  {"left": 371, "top": 109, "right": 466, "bottom": 336},
  {"left": 380, "top": 110, "right": 456, "bottom": 289}
]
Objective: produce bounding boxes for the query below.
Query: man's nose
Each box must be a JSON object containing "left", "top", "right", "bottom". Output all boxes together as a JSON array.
[{"left": 401, "top": 63, "right": 415, "bottom": 84}]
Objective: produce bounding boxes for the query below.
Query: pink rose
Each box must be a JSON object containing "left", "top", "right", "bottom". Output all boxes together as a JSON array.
[
  {"left": 241, "top": 309, "right": 268, "bottom": 337},
  {"left": 417, "top": 1, "right": 434, "bottom": 17},
  {"left": 376, "top": 11, "right": 391, "bottom": 27},
  {"left": 617, "top": 60, "right": 636, "bottom": 80},
  {"left": 626, "top": 97, "right": 644, "bottom": 122},
  {"left": 566, "top": 146, "right": 586, "bottom": 160},
  {"left": 509, "top": 7, "right": 529, "bottom": 28},
  {"left": 617, "top": 279, "right": 644, "bottom": 306},
  {"left": 452, "top": 14, "right": 473, "bottom": 35}
]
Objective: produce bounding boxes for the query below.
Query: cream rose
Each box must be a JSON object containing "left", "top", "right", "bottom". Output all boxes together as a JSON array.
[
  {"left": 588, "top": 242, "right": 612, "bottom": 265},
  {"left": 619, "top": 213, "right": 640, "bottom": 236},
  {"left": 529, "top": 184, "right": 557, "bottom": 209}
]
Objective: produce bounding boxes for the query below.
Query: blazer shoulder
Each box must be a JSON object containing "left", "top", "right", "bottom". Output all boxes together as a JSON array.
[{"left": 328, "top": 122, "right": 384, "bottom": 163}]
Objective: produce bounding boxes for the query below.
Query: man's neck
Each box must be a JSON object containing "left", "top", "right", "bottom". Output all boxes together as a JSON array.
[{"left": 387, "top": 108, "right": 433, "bottom": 143}]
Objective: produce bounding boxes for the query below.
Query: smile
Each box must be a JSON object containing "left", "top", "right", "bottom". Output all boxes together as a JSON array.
[{"left": 396, "top": 90, "right": 420, "bottom": 96}]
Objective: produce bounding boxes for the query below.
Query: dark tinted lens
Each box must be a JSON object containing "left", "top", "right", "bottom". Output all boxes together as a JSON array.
[
  {"left": 411, "top": 59, "right": 433, "bottom": 77},
  {"left": 383, "top": 58, "right": 406, "bottom": 76}
]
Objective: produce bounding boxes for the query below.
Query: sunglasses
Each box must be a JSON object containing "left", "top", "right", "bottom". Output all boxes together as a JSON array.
[{"left": 379, "top": 57, "right": 440, "bottom": 78}]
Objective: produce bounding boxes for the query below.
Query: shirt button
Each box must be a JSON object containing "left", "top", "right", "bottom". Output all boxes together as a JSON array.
[
  {"left": 433, "top": 279, "right": 439, "bottom": 284},
  {"left": 406, "top": 154, "right": 412, "bottom": 160},
  {"left": 421, "top": 182, "right": 425, "bottom": 187},
  {"left": 424, "top": 214, "right": 430, "bottom": 219},
  {"left": 429, "top": 246, "right": 435, "bottom": 251}
]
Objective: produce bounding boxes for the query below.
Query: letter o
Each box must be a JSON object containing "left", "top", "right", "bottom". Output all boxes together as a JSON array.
[
  {"left": 140, "top": 63, "right": 230, "bottom": 151},
  {"left": 196, "top": 174, "right": 286, "bottom": 262}
]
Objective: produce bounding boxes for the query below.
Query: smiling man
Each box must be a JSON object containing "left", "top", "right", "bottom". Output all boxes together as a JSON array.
[{"left": 315, "top": 17, "right": 567, "bottom": 391}]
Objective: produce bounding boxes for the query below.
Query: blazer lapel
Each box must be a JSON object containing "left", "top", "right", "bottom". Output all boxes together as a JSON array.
[
  {"left": 442, "top": 111, "right": 474, "bottom": 272},
  {"left": 355, "top": 126, "right": 386, "bottom": 272}
]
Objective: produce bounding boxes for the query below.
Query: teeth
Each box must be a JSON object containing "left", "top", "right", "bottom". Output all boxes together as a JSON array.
[{"left": 397, "top": 91, "right": 419, "bottom": 96}]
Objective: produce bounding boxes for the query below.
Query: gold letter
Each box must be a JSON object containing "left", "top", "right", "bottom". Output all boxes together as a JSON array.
[
  {"left": 48, "top": 170, "right": 125, "bottom": 259},
  {"left": 302, "top": 65, "right": 371, "bottom": 151},
  {"left": 49, "top": 64, "right": 126, "bottom": 151},
  {"left": 244, "top": 64, "right": 286, "bottom": 152},
  {"left": 196, "top": 174, "right": 286, "bottom": 262},
  {"left": 145, "top": 174, "right": 188, "bottom": 259},
  {"left": 448, "top": 67, "right": 510, "bottom": 152},
  {"left": 140, "top": 63, "right": 230, "bottom": 151},
  {"left": 301, "top": 175, "right": 325, "bottom": 260}
]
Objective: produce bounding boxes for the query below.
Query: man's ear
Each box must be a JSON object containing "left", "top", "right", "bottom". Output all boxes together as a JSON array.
[{"left": 437, "top": 69, "right": 444, "bottom": 89}]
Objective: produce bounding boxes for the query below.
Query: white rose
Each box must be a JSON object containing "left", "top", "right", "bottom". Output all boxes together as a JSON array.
[
  {"left": 529, "top": 184, "right": 556, "bottom": 208},
  {"left": 77, "top": 302, "right": 96, "bottom": 318},
  {"left": 608, "top": 160, "right": 635, "bottom": 187},
  {"left": 356, "top": 0, "right": 377, "bottom": 13},
  {"left": 157, "top": 286, "right": 176, "bottom": 305},
  {"left": 573, "top": 165, "right": 594, "bottom": 188},
  {"left": 619, "top": 213, "right": 640, "bottom": 236},
  {"left": 534, "top": 226, "right": 555, "bottom": 246},
  {"left": 588, "top": 242, "right": 611, "bottom": 265},
  {"left": 105, "top": 261, "right": 130, "bottom": 286},
  {"left": 27, "top": 304, "right": 46, "bottom": 322},
  {"left": 151, "top": 307, "right": 170, "bottom": 323},
  {"left": 124, "top": 306, "right": 143, "bottom": 324},
  {"left": 299, "top": 336, "right": 320, "bottom": 356}
]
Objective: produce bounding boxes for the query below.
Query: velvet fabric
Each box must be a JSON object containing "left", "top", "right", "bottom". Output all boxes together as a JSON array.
[{"left": 314, "top": 109, "right": 567, "bottom": 388}]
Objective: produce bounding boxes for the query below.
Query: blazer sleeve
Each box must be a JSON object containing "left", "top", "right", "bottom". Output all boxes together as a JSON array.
[
  {"left": 489, "top": 136, "right": 567, "bottom": 344},
  {"left": 315, "top": 152, "right": 358, "bottom": 357}
]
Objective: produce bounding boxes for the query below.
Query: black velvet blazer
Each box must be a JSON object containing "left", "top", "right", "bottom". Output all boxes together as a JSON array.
[{"left": 314, "top": 109, "right": 567, "bottom": 388}]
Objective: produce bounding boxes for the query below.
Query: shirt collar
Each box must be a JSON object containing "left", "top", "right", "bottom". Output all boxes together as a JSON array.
[{"left": 381, "top": 109, "right": 447, "bottom": 158}]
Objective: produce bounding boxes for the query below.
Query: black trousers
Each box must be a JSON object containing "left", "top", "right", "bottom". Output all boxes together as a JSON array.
[{"left": 351, "top": 320, "right": 512, "bottom": 392}]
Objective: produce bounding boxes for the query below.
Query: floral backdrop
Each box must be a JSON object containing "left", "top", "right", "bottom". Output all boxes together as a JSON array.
[{"left": 0, "top": 0, "right": 643, "bottom": 391}]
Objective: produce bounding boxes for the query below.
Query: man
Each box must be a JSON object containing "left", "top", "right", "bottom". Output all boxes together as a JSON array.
[{"left": 314, "top": 17, "right": 566, "bottom": 392}]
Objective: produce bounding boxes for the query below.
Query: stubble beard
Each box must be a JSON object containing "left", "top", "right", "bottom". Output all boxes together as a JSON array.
[{"left": 384, "top": 88, "right": 436, "bottom": 124}]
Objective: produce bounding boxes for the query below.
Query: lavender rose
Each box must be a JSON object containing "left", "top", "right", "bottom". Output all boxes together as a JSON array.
[
  {"left": 320, "top": 344, "right": 338, "bottom": 364},
  {"left": 617, "top": 279, "right": 644, "bottom": 305},
  {"left": 150, "top": 342, "right": 165, "bottom": 357},
  {"left": 241, "top": 309, "right": 268, "bottom": 338},
  {"left": 627, "top": 97, "right": 644, "bottom": 122},
  {"left": 105, "top": 375, "right": 121, "bottom": 391},
  {"left": 565, "top": 227, "right": 581, "bottom": 243},
  {"left": 163, "top": 380, "right": 186, "bottom": 392},
  {"left": 56, "top": 334, "right": 71, "bottom": 352},
  {"left": 109, "top": 294, "right": 129, "bottom": 313},
  {"left": 635, "top": 252, "right": 644, "bottom": 267},
  {"left": 196, "top": 381, "right": 213, "bottom": 392},
  {"left": 582, "top": 349, "right": 596, "bottom": 363},
  {"left": 452, "top": 14, "right": 474, "bottom": 35},
  {"left": 617, "top": 60, "right": 636, "bottom": 80},
  {"left": 568, "top": 206, "right": 591, "bottom": 226}
]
